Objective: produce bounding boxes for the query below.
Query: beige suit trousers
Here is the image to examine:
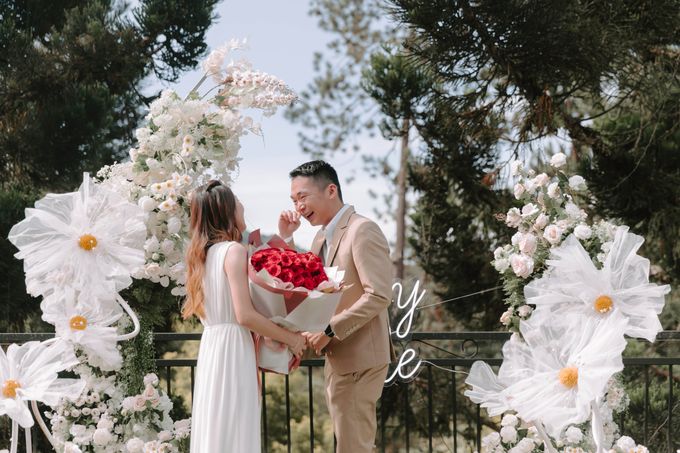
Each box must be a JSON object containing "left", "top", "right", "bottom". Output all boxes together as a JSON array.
[{"left": 325, "top": 361, "right": 389, "bottom": 453}]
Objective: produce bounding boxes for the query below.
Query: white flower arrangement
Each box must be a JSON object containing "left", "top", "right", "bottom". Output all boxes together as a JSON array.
[
  {"left": 98, "top": 40, "right": 296, "bottom": 297},
  {"left": 493, "top": 160, "right": 623, "bottom": 331},
  {"left": 48, "top": 371, "right": 188, "bottom": 453},
  {"left": 7, "top": 39, "right": 294, "bottom": 453},
  {"left": 467, "top": 156, "right": 669, "bottom": 453}
]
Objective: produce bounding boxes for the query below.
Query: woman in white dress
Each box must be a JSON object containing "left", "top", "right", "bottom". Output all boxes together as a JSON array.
[{"left": 183, "top": 180, "right": 306, "bottom": 453}]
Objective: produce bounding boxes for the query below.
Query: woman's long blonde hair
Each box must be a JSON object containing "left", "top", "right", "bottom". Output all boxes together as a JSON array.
[{"left": 182, "top": 180, "right": 243, "bottom": 320}]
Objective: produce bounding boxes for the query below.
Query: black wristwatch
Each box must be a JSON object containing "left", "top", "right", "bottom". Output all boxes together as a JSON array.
[{"left": 324, "top": 324, "right": 335, "bottom": 338}]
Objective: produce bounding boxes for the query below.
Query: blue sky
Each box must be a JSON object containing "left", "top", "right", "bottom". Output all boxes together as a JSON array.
[{"left": 148, "top": 1, "right": 396, "bottom": 247}]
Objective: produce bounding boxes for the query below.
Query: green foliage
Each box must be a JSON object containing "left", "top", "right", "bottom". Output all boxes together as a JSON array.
[
  {"left": 362, "top": 49, "right": 432, "bottom": 139},
  {"left": 0, "top": 189, "right": 47, "bottom": 332},
  {"left": 586, "top": 87, "right": 680, "bottom": 286},
  {"left": 120, "top": 317, "right": 158, "bottom": 395}
]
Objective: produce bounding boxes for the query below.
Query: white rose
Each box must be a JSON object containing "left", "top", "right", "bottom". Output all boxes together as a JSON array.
[
  {"left": 171, "top": 286, "right": 187, "bottom": 297},
  {"left": 63, "top": 443, "right": 82, "bottom": 453},
  {"left": 615, "top": 436, "right": 636, "bottom": 451},
  {"left": 568, "top": 175, "right": 587, "bottom": 191},
  {"left": 126, "top": 438, "right": 145, "bottom": 453},
  {"left": 97, "top": 417, "right": 114, "bottom": 431},
  {"left": 521, "top": 203, "right": 539, "bottom": 218},
  {"left": 547, "top": 182, "right": 561, "bottom": 199},
  {"left": 143, "top": 384, "right": 159, "bottom": 400},
  {"left": 133, "top": 395, "right": 147, "bottom": 412},
  {"left": 500, "top": 309, "right": 513, "bottom": 326},
  {"left": 494, "top": 258, "right": 510, "bottom": 273},
  {"left": 505, "top": 208, "right": 522, "bottom": 228},
  {"left": 122, "top": 396, "right": 136, "bottom": 412},
  {"left": 93, "top": 428, "right": 113, "bottom": 445},
  {"left": 510, "top": 254, "right": 534, "bottom": 278},
  {"left": 510, "top": 160, "right": 523, "bottom": 176},
  {"left": 518, "top": 233, "right": 537, "bottom": 255},
  {"left": 517, "top": 305, "right": 533, "bottom": 318},
  {"left": 161, "top": 239, "right": 175, "bottom": 255},
  {"left": 513, "top": 183, "right": 526, "bottom": 200},
  {"left": 482, "top": 432, "right": 501, "bottom": 448},
  {"left": 143, "top": 440, "right": 160, "bottom": 452},
  {"left": 574, "top": 224, "right": 593, "bottom": 240},
  {"left": 144, "top": 236, "right": 160, "bottom": 253},
  {"left": 534, "top": 213, "right": 549, "bottom": 230},
  {"left": 81, "top": 407, "right": 91, "bottom": 416},
  {"left": 158, "top": 430, "right": 173, "bottom": 442},
  {"left": 70, "top": 409, "right": 81, "bottom": 418},
  {"left": 493, "top": 247, "right": 504, "bottom": 260},
  {"left": 543, "top": 225, "right": 563, "bottom": 245},
  {"left": 159, "top": 276, "right": 170, "bottom": 288},
  {"left": 173, "top": 418, "right": 191, "bottom": 439},
  {"left": 145, "top": 263, "right": 162, "bottom": 279},
  {"left": 144, "top": 373, "right": 159, "bottom": 387},
  {"left": 511, "top": 231, "right": 523, "bottom": 246},
  {"left": 166, "top": 217, "right": 182, "bottom": 235},
  {"left": 565, "top": 426, "right": 583, "bottom": 444},
  {"left": 565, "top": 201, "right": 585, "bottom": 220},
  {"left": 69, "top": 424, "right": 87, "bottom": 437},
  {"left": 532, "top": 173, "right": 550, "bottom": 187},
  {"left": 510, "top": 438, "right": 535, "bottom": 453},
  {"left": 501, "top": 413, "right": 519, "bottom": 427},
  {"left": 500, "top": 425, "right": 518, "bottom": 444},
  {"left": 550, "top": 152, "right": 567, "bottom": 168}
]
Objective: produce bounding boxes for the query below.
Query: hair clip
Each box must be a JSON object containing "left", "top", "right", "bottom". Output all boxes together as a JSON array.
[{"left": 206, "top": 180, "right": 222, "bottom": 192}]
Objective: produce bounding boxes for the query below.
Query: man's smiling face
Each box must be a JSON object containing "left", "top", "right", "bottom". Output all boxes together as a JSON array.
[{"left": 290, "top": 176, "right": 338, "bottom": 227}]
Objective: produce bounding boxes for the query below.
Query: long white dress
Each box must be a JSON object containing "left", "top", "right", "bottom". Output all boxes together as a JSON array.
[{"left": 190, "top": 241, "right": 261, "bottom": 453}]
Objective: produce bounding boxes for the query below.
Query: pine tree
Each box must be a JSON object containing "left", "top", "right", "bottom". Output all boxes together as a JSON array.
[{"left": 387, "top": 0, "right": 680, "bottom": 327}]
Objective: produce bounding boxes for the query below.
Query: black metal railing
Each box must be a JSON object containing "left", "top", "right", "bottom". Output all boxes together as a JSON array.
[{"left": 2, "top": 331, "right": 679, "bottom": 452}]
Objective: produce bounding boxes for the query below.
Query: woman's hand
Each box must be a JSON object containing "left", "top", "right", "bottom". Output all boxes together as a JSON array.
[{"left": 287, "top": 332, "right": 307, "bottom": 358}]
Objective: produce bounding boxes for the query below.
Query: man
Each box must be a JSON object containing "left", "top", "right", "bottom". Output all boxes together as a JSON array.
[{"left": 278, "top": 160, "right": 394, "bottom": 453}]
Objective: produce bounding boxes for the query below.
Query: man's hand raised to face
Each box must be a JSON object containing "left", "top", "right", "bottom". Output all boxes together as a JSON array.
[{"left": 278, "top": 210, "right": 301, "bottom": 239}]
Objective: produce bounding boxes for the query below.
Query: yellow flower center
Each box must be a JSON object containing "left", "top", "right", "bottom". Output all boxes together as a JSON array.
[
  {"left": 70, "top": 315, "right": 88, "bottom": 331},
  {"left": 2, "top": 380, "right": 21, "bottom": 398},
  {"left": 559, "top": 367, "right": 579, "bottom": 389},
  {"left": 78, "top": 234, "right": 98, "bottom": 251},
  {"left": 594, "top": 295, "right": 613, "bottom": 313}
]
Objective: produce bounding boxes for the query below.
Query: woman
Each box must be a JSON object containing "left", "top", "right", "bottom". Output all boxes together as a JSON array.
[{"left": 183, "top": 180, "right": 305, "bottom": 452}]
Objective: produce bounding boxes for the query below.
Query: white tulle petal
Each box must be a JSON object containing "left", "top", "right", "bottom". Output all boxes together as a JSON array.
[
  {"left": 464, "top": 361, "right": 510, "bottom": 416},
  {"left": 8, "top": 174, "right": 146, "bottom": 298},
  {"left": 523, "top": 229, "right": 668, "bottom": 342}
]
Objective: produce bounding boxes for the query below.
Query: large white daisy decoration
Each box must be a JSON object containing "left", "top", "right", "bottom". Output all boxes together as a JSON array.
[
  {"left": 0, "top": 340, "right": 85, "bottom": 428},
  {"left": 502, "top": 311, "right": 628, "bottom": 438},
  {"left": 41, "top": 288, "right": 124, "bottom": 372},
  {"left": 8, "top": 173, "right": 147, "bottom": 299},
  {"left": 524, "top": 226, "right": 670, "bottom": 342}
]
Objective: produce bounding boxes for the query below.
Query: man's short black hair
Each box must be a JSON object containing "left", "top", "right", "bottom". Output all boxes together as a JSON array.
[{"left": 289, "top": 160, "right": 343, "bottom": 202}]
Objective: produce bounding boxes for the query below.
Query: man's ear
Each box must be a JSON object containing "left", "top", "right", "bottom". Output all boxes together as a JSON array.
[{"left": 327, "top": 183, "right": 338, "bottom": 199}]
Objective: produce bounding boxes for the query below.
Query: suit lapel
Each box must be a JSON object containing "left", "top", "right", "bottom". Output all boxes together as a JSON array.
[
  {"left": 311, "top": 229, "right": 325, "bottom": 257},
  {"left": 326, "top": 206, "right": 355, "bottom": 266}
]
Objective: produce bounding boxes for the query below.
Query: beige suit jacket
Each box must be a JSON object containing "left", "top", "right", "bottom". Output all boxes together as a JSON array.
[{"left": 311, "top": 206, "right": 394, "bottom": 375}]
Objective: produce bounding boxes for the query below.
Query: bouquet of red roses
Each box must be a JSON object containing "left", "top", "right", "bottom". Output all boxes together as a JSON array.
[
  {"left": 247, "top": 231, "right": 345, "bottom": 374},
  {"left": 250, "top": 248, "right": 328, "bottom": 291}
]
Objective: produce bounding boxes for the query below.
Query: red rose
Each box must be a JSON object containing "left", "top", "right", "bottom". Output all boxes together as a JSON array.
[
  {"left": 292, "top": 275, "right": 306, "bottom": 288},
  {"left": 306, "top": 259, "right": 321, "bottom": 272},
  {"left": 265, "top": 263, "right": 282, "bottom": 277},
  {"left": 279, "top": 269, "right": 294, "bottom": 283},
  {"left": 302, "top": 278, "right": 317, "bottom": 290},
  {"left": 280, "top": 254, "right": 293, "bottom": 267}
]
